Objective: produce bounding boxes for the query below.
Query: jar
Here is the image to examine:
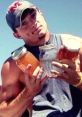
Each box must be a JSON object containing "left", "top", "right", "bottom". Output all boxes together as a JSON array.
[
  {"left": 11, "top": 46, "right": 40, "bottom": 78},
  {"left": 39, "top": 44, "right": 59, "bottom": 77}
]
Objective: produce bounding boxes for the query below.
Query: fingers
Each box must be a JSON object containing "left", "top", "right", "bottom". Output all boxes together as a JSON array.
[
  {"left": 51, "top": 61, "right": 74, "bottom": 80},
  {"left": 30, "top": 66, "right": 42, "bottom": 85},
  {"left": 52, "top": 59, "right": 76, "bottom": 69},
  {"left": 60, "top": 59, "right": 76, "bottom": 70},
  {"left": 52, "top": 61, "right": 74, "bottom": 73},
  {"left": 21, "top": 65, "right": 47, "bottom": 98},
  {"left": 51, "top": 60, "right": 80, "bottom": 84},
  {"left": 36, "top": 67, "right": 43, "bottom": 79},
  {"left": 24, "top": 64, "right": 32, "bottom": 88},
  {"left": 50, "top": 69, "right": 59, "bottom": 77},
  {"left": 23, "top": 65, "right": 47, "bottom": 96},
  {"left": 50, "top": 68, "right": 68, "bottom": 79},
  {"left": 33, "top": 66, "right": 43, "bottom": 79},
  {"left": 52, "top": 61, "right": 69, "bottom": 69},
  {"left": 51, "top": 61, "right": 67, "bottom": 74}
]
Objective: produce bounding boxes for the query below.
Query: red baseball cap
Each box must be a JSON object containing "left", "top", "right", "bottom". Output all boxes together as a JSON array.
[{"left": 6, "top": 0, "right": 34, "bottom": 31}]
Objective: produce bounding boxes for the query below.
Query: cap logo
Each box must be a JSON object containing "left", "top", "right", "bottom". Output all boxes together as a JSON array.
[{"left": 8, "top": 1, "right": 22, "bottom": 12}]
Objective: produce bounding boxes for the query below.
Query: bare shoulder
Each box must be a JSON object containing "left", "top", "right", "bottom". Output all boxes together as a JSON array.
[{"left": 1, "top": 57, "right": 21, "bottom": 87}]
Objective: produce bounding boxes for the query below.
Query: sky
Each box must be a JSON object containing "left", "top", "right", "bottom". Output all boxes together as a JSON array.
[{"left": 0, "top": 0, "right": 82, "bottom": 84}]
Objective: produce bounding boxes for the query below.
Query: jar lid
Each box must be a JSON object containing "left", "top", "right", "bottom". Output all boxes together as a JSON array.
[{"left": 11, "top": 46, "right": 27, "bottom": 60}]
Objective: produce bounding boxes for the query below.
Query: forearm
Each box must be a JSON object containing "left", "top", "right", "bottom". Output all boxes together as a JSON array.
[{"left": 0, "top": 88, "right": 33, "bottom": 117}]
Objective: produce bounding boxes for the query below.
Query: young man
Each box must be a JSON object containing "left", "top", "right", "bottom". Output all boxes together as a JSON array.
[{"left": 0, "top": 0, "right": 82, "bottom": 117}]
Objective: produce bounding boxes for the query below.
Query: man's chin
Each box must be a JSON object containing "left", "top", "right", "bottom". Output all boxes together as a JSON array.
[{"left": 38, "top": 33, "right": 46, "bottom": 40}]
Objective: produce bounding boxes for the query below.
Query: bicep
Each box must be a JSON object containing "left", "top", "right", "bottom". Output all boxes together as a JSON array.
[
  {"left": 0, "top": 88, "right": 30, "bottom": 117},
  {"left": 1, "top": 59, "right": 21, "bottom": 101}
]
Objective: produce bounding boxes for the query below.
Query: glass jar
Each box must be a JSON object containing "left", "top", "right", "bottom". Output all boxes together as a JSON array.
[
  {"left": 11, "top": 46, "right": 40, "bottom": 78},
  {"left": 39, "top": 44, "right": 59, "bottom": 77}
]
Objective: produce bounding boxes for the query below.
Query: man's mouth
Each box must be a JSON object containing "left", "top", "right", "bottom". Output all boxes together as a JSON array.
[{"left": 32, "top": 25, "right": 42, "bottom": 34}]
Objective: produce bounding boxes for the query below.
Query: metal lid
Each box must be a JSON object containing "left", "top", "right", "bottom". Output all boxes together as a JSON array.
[{"left": 11, "top": 46, "right": 27, "bottom": 60}]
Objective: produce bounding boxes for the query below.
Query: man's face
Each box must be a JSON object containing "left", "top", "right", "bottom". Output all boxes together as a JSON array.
[{"left": 15, "top": 8, "right": 48, "bottom": 46}]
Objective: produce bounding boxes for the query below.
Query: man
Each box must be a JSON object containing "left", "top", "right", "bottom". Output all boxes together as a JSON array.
[{"left": 0, "top": 0, "right": 82, "bottom": 117}]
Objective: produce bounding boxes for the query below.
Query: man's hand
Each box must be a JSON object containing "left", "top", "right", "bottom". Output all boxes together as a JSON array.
[
  {"left": 50, "top": 59, "right": 82, "bottom": 89},
  {"left": 24, "top": 64, "right": 47, "bottom": 98}
]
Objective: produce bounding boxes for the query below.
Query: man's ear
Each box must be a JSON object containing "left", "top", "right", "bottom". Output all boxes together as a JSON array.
[{"left": 13, "top": 32, "right": 21, "bottom": 39}]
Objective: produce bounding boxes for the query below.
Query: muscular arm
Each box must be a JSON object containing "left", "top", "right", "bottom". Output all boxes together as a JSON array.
[
  {"left": 0, "top": 58, "right": 32, "bottom": 117},
  {"left": 0, "top": 87, "right": 32, "bottom": 117},
  {"left": 0, "top": 58, "right": 22, "bottom": 101},
  {"left": 0, "top": 57, "right": 44, "bottom": 117}
]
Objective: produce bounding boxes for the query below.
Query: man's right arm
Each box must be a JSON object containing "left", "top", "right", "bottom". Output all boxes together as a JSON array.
[
  {"left": 0, "top": 87, "right": 32, "bottom": 117},
  {"left": 0, "top": 58, "right": 45, "bottom": 117},
  {"left": 0, "top": 58, "right": 32, "bottom": 117}
]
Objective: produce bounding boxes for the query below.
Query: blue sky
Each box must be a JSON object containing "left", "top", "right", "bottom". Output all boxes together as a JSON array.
[{"left": 0, "top": 0, "right": 82, "bottom": 84}]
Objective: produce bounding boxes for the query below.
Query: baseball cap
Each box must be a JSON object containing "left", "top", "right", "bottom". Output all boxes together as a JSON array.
[{"left": 6, "top": 0, "right": 34, "bottom": 31}]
